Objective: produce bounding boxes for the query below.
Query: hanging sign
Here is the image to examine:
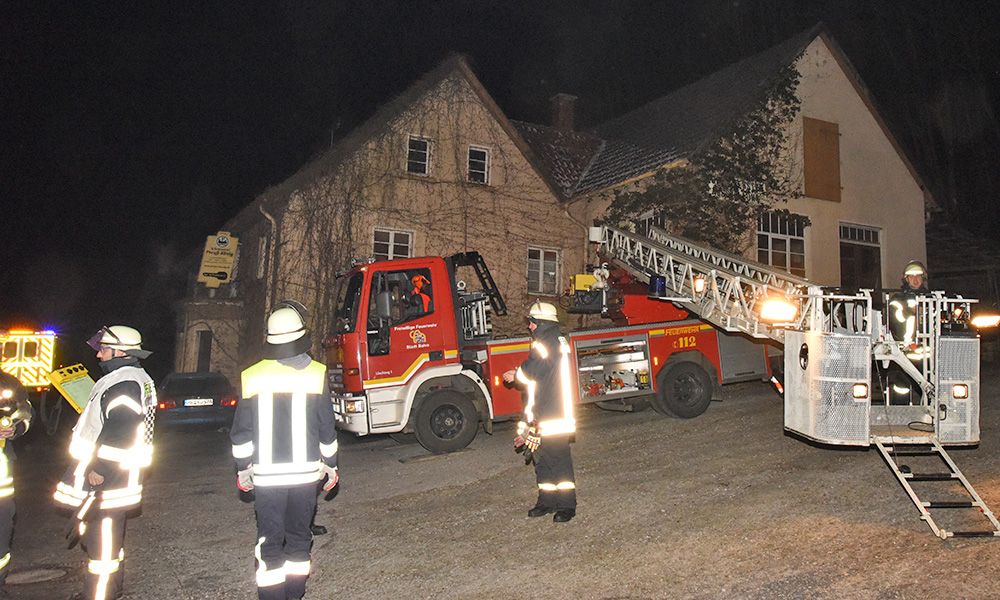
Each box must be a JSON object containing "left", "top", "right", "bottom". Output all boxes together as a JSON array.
[{"left": 197, "top": 231, "right": 239, "bottom": 288}]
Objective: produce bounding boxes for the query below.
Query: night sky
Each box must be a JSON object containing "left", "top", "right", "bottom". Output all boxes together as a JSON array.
[{"left": 2, "top": 1, "right": 999, "bottom": 375}]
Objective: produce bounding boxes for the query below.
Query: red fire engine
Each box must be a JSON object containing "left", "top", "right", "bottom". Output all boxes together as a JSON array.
[{"left": 325, "top": 251, "right": 772, "bottom": 454}]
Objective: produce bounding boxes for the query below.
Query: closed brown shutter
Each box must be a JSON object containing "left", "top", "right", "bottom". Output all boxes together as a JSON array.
[{"left": 803, "top": 117, "right": 841, "bottom": 202}]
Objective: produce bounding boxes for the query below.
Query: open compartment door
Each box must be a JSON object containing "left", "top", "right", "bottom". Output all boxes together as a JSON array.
[{"left": 783, "top": 330, "right": 872, "bottom": 446}]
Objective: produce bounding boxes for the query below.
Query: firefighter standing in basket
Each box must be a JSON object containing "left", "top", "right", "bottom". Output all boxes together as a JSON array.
[
  {"left": 502, "top": 301, "right": 577, "bottom": 523},
  {"left": 0, "top": 370, "right": 32, "bottom": 596},
  {"left": 53, "top": 326, "right": 156, "bottom": 600},
  {"left": 887, "top": 261, "right": 929, "bottom": 402},
  {"left": 230, "top": 301, "right": 338, "bottom": 600}
]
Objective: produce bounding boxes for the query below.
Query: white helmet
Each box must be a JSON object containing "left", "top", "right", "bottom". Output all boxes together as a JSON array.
[
  {"left": 264, "top": 300, "right": 312, "bottom": 359},
  {"left": 267, "top": 307, "right": 307, "bottom": 345},
  {"left": 87, "top": 325, "right": 151, "bottom": 358},
  {"left": 528, "top": 301, "right": 560, "bottom": 322}
]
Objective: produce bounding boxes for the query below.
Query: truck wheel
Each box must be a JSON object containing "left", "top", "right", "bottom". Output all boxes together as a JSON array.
[
  {"left": 652, "top": 363, "right": 712, "bottom": 418},
  {"left": 414, "top": 390, "right": 479, "bottom": 454}
]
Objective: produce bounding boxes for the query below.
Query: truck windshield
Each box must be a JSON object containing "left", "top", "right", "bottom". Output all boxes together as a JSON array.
[{"left": 332, "top": 272, "right": 365, "bottom": 333}]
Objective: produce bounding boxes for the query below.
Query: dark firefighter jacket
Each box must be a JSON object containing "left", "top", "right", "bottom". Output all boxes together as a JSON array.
[
  {"left": 54, "top": 358, "right": 156, "bottom": 511},
  {"left": 0, "top": 370, "right": 32, "bottom": 498},
  {"left": 514, "top": 321, "right": 575, "bottom": 437},
  {"left": 231, "top": 358, "right": 338, "bottom": 487}
]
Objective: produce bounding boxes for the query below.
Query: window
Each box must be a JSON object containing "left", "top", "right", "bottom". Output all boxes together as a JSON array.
[
  {"left": 839, "top": 223, "right": 882, "bottom": 290},
  {"left": 527, "top": 247, "right": 559, "bottom": 295},
  {"left": 803, "top": 116, "right": 841, "bottom": 202},
  {"left": 373, "top": 228, "right": 412, "bottom": 261},
  {"left": 366, "top": 267, "right": 434, "bottom": 356},
  {"left": 757, "top": 212, "right": 806, "bottom": 277},
  {"left": 406, "top": 135, "right": 431, "bottom": 175},
  {"left": 468, "top": 146, "right": 490, "bottom": 184}
]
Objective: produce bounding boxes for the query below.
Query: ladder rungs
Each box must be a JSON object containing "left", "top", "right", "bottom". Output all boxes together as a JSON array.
[
  {"left": 949, "top": 531, "right": 998, "bottom": 538},
  {"left": 906, "top": 473, "right": 958, "bottom": 481},
  {"left": 925, "top": 501, "right": 975, "bottom": 509},
  {"left": 888, "top": 449, "right": 938, "bottom": 456}
]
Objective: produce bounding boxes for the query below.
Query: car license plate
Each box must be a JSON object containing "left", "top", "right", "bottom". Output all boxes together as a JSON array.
[{"left": 184, "top": 398, "right": 213, "bottom": 407}]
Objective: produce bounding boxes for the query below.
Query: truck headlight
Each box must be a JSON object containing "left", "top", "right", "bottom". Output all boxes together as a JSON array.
[{"left": 344, "top": 399, "right": 366, "bottom": 413}]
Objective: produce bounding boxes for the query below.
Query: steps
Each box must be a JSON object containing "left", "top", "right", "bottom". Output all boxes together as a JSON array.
[{"left": 873, "top": 435, "right": 1000, "bottom": 539}]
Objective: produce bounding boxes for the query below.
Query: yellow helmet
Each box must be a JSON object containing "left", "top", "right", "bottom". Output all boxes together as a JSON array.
[{"left": 903, "top": 260, "right": 927, "bottom": 277}]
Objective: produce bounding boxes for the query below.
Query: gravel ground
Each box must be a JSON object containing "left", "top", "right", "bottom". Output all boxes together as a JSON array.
[{"left": 7, "top": 362, "right": 1000, "bottom": 599}]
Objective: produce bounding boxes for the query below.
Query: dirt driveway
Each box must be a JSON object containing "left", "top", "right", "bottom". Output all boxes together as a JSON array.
[{"left": 8, "top": 364, "right": 1000, "bottom": 599}]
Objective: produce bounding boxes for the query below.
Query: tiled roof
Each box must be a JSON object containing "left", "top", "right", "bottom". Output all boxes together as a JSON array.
[
  {"left": 510, "top": 121, "right": 603, "bottom": 197},
  {"left": 516, "top": 25, "right": 821, "bottom": 198}
]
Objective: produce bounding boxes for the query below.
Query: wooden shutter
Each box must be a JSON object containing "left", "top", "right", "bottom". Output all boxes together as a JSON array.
[{"left": 803, "top": 117, "right": 841, "bottom": 202}]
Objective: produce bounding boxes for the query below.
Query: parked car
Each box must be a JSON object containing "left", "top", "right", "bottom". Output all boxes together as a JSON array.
[{"left": 156, "top": 372, "right": 238, "bottom": 427}]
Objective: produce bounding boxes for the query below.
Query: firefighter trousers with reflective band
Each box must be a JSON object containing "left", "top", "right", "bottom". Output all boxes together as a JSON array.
[
  {"left": 0, "top": 497, "right": 13, "bottom": 586},
  {"left": 82, "top": 509, "right": 126, "bottom": 600},
  {"left": 534, "top": 435, "right": 576, "bottom": 510},
  {"left": 254, "top": 483, "right": 316, "bottom": 600}
]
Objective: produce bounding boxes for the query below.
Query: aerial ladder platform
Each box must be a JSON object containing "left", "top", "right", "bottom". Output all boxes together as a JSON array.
[{"left": 590, "top": 224, "right": 999, "bottom": 538}]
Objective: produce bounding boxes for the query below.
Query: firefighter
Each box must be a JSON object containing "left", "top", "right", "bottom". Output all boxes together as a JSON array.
[
  {"left": 502, "top": 301, "right": 577, "bottom": 523},
  {"left": 53, "top": 326, "right": 156, "bottom": 600},
  {"left": 0, "top": 370, "right": 32, "bottom": 594},
  {"left": 886, "top": 261, "right": 929, "bottom": 403},
  {"left": 410, "top": 274, "right": 432, "bottom": 313},
  {"left": 230, "top": 301, "right": 338, "bottom": 600}
]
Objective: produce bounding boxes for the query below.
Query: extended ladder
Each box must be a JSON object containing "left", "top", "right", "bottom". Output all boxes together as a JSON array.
[{"left": 873, "top": 435, "right": 1000, "bottom": 538}]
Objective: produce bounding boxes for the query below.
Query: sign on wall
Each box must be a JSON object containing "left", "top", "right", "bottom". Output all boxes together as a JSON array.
[{"left": 197, "top": 231, "right": 239, "bottom": 288}]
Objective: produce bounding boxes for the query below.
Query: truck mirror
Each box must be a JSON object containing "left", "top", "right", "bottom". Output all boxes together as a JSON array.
[{"left": 375, "top": 291, "right": 393, "bottom": 320}]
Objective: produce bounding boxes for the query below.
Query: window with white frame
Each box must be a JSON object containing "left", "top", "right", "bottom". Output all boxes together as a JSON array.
[
  {"left": 406, "top": 135, "right": 431, "bottom": 175},
  {"left": 757, "top": 212, "right": 806, "bottom": 277},
  {"left": 467, "top": 145, "right": 490, "bottom": 184},
  {"left": 373, "top": 228, "right": 413, "bottom": 261},
  {"left": 839, "top": 223, "right": 882, "bottom": 290},
  {"left": 527, "top": 247, "right": 559, "bottom": 295}
]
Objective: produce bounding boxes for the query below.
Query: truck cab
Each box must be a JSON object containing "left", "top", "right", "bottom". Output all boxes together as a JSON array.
[{"left": 325, "top": 253, "right": 505, "bottom": 453}]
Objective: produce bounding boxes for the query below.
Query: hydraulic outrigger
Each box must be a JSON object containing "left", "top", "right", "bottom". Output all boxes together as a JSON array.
[{"left": 591, "top": 224, "right": 999, "bottom": 538}]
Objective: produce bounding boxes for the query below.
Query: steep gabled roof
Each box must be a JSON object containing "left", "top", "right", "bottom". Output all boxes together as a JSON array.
[
  {"left": 231, "top": 54, "right": 566, "bottom": 221},
  {"left": 575, "top": 26, "right": 817, "bottom": 195},
  {"left": 517, "top": 23, "right": 931, "bottom": 206}
]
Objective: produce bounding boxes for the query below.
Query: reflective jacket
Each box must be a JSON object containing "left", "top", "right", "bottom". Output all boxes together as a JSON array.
[
  {"left": 515, "top": 322, "right": 575, "bottom": 437},
  {"left": 231, "top": 358, "right": 337, "bottom": 487},
  {"left": 0, "top": 371, "right": 32, "bottom": 499},
  {"left": 54, "top": 361, "right": 156, "bottom": 511}
]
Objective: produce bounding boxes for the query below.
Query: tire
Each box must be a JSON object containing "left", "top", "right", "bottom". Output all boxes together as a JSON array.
[
  {"left": 651, "top": 362, "right": 712, "bottom": 418},
  {"left": 413, "top": 390, "right": 479, "bottom": 454}
]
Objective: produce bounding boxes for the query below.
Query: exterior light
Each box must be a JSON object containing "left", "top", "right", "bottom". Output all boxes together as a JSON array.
[
  {"left": 760, "top": 297, "right": 797, "bottom": 323},
  {"left": 852, "top": 383, "right": 868, "bottom": 398},
  {"left": 693, "top": 276, "right": 706, "bottom": 294},
  {"left": 953, "top": 384, "right": 969, "bottom": 399},
  {"left": 972, "top": 314, "right": 1000, "bottom": 328}
]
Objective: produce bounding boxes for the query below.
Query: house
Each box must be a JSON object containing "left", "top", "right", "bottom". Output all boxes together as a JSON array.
[
  {"left": 174, "top": 56, "right": 590, "bottom": 382},
  {"left": 519, "top": 23, "right": 932, "bottom": 293},
  {"left": 175, "top": 24, "right": 933, "bottom": 382}
]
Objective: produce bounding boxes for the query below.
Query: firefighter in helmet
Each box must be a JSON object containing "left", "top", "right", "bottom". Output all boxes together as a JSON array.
[
  {"left": 409, "top": 273, "right": 432, "bottom": 314},
  {"left": 886, "top": 261, "right": 929, "bottom": 402},
  {"left": 230, "top": 300, "right": 338, "bottom": 600},
  {"left": 0, "top": 370, "right": 32, "bottom": 593},
  {"left": 54, "top": 325, "right": 156, "bottom": 600},
  {"left": 502, "top": 301, "right": 577, "bottom": 523}
]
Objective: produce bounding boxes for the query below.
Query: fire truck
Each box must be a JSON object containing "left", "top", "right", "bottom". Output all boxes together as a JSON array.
[
  {"left": 328, "top": 224, "right": 1000, "bottom": 538},
  {"left": 325, "top": 249, "right": 773, "bottom": 456},
  {"left": 0, "top": 328, "right": 56, "bottom": 391}
]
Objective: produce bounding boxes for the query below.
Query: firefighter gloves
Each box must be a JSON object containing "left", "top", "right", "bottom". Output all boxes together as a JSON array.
[
  {"left": 525, "top": 429, "right": 541, "bottom": 453},
  {"left": 237, "top": 468, "right": 254, "bottom": 492},
  {"left": 321, "top": 465, "right": 339, "bottom": 491}
]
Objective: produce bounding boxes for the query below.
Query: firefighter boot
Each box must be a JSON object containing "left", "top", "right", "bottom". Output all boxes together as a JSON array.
[
  {"left": 553, "top": 509, "right": 576, "bottom": 523},
  {"left": 527, "top": 505, "right": 555, "bottom": 518}
]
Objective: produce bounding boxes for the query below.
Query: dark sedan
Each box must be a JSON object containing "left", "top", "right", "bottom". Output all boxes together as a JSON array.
[{"left": 156, "top": 372, "right": 238, "bottom": 427}]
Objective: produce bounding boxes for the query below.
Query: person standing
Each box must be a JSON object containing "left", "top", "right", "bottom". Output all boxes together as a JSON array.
[
  {"left": 502, "top": 301, "right": 577, "bottom": 523},
  {"left": 53, "top": 326, "right": 156, "bottom": 600},
  {"left": 230, "top": 301, "right": 338, "bottom": 600},
  {"left": 886, "top": 260, "right": 930, "bottom": 403},
  {"left": 0, "top": 370, "right": 32, "bottom": 596}
]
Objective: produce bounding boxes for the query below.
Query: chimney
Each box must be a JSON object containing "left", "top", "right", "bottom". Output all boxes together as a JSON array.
[{"left": 550, "top": 93, "right": 577, "bottom": 132}]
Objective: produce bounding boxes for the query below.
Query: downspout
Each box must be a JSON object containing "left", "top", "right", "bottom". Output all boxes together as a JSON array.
[{"left": 259, "top": 202, "right": 279, "bottom": 316}]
